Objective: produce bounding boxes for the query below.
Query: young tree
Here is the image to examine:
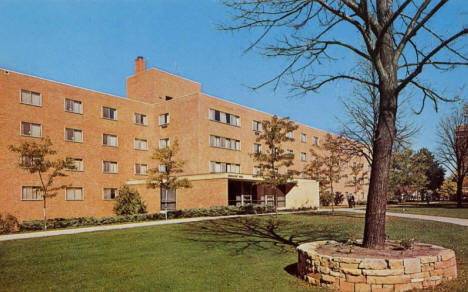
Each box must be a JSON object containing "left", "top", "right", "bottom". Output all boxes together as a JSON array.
[
  {"left": 222, "top": 0, "right": 467, "bottom": 248},
  {"left": 147, "top": 139, "right": 192, "bottom": 216},
  {"left": 388, "top": 149, "right": 429, "bottom": 201},
  {"left": 305, "top": 134, "right": 351, "bottom": 211},
  {"left": 437, "top": 105, "right": 468, "bottom": 207},
  {"left": 437, "top": 179, "right": 457, "bottom": 201},
  {"left": 9, "top": 137, "right": 75, "bottom": 230},
  {"left": 252, "top": 115, "right": 299, "bottom": 212},
  {"left": 348, "top": 162, "right": 369, "bottom": 201}
]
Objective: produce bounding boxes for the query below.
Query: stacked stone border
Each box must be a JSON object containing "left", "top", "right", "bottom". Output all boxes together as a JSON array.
[{"left": 297, "top": 241, "right": 457, "bottom": 292}]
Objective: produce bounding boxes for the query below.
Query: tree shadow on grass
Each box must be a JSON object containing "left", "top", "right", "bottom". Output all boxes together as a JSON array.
[{"left": 178, "top": 215, "right": 358, "bottom": 255}]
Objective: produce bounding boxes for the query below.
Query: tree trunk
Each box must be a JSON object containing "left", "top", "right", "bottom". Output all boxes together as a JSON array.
[
  {"left": 43, "top": 198, "right": 47, "bottom": 231},
  {"left": 456, "top": 176, "right": 463, "bottom": 208},
  {"left": 362, "top": 0, "right": 399, "bottom": 250}
]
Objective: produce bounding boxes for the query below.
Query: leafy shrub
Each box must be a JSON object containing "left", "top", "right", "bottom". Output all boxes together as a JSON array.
[
  {"left": 20, "top": 205, "right": 277, "bottom": 232},
  {"left": 334, "top": 192, "right": 345, "bottom": 206},
  {"left": 113, "top": 185, "right": 147, "bottom": 215},
  {"left": 320, "top": 191, "right": 333, "bottom": 206},
  {"left": 0, "top": 213, "right": 20, "bottom": 234}
]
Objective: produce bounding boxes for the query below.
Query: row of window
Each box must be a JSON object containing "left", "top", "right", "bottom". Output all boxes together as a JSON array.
[
  {"left": 20, "top": 89, "right": 169, "bottom": 127},
  {"left": 210, "top": 161, "right": 241, "bottom": 174},
  {"left": 21, "top": 122, "right": 155, "bottom": 150},
  {"left": 209, "top": 135, "right": 240, "bottom": 151},
  {"left": 21, "top": 186, "right": 118, "bottom": 201}
]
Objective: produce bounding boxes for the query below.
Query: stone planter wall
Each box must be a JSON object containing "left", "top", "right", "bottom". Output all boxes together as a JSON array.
[{"left": 297, "top": 241, "right": 457, "bottom": 292}]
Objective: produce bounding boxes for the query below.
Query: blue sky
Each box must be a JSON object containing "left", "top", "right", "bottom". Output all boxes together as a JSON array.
[{"left": 0, "top": 0, "right": 466, "bottom": 154}]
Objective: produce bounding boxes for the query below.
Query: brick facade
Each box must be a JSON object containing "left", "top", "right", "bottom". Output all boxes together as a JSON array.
[{"left": 0, "top": 57, "right": 368, "bottom": 221}]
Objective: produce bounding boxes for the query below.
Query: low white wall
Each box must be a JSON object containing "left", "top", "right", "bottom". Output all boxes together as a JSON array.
[{"left": 285, "top": 179, "right": 319, "bottom": 209}]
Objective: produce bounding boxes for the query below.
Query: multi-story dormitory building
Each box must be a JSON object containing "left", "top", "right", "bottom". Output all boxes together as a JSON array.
[{"left": 0, "top": 57, "right": 369, "bottom": 222}]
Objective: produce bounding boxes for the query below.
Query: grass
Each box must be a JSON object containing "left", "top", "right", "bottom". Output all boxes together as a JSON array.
[
  {"left": 386, "top": 201, "right": 468, "bottom": 219},
  {"left": 0, "top": 213, "right": 467, "bottom": 291}
]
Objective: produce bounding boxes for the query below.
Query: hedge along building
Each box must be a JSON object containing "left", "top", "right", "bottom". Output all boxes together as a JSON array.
[{"left": 0, "top": 57, "right": 369, "bottom": 222}]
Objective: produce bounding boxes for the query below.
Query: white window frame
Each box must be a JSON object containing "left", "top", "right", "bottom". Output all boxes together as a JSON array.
[
  {"left": 159, "top": 138, "right": 170, "bottom": 149},
  {"left": 252, "top": 120, "right": 262, "bottom": 132},
  {"left": 103, "top": 188, "right": 118, "bottom": 200},
  {"left": 64, "top": 98, "right": 83, "bottom": 114},
  {"left": 68, "top": 158, "right": 84, "bottom": 172},
  {"left": 134, "top": 138, "right": 148, "bottom": 150},
  {"left": 209, "top": 109, "right": 240, "bottom": 127},
  {"left": 20, "top": 89, "right": 42, "bottom": 107},
  {"left": 301, "top": 133, "right": 307, "bottom": 143},
  {"left": 64, "top": 128, "right": 83, "bottom": 143},
  {"left": 21, "top": 186, "right": 43, "bottom": 201},
  {"left": 301, "top": 152, "right": 307, "bottom": 161},
  {"left": 21, "top": 122, "right": 42, "bottom": 138},
  {"left": 134, "top": 113, "right": 148, "bottom": 126},
  {"left": 102, "top": 161, "right": 118, "bottom": 174},
  {"left": 135, "top": 163, "right": 148, "bottom": 175},
  {"left": 102, "top": 134, "right": 118, "bottom": 147},
  {"left": 102, "top": 106, "right": 117, "bottom": 121},
  {"left": 65, "top": 187, "right": 84, "bottom": 201},
  {"left": 159, "top": 113, "right": 170, "bottom": 126},
  {"left": 313, "top": 136, "right": 319, "bottom": 146},
  {"left": 286, "top": 131, "right": 294, "bottom": 139},
  {"left": 253, "top": 143, "right": 262, "bottom": 153}
]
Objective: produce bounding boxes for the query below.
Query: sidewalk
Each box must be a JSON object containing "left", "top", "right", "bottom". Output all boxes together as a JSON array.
[
  {"left": 0, "top": 210, "right": 313, "bottom": 242},
  {"left": 1, "top": 208, "right": 466, "bottom": 242},
  {"left": 335, "top": 208, "right": 468, "bottom": 227}
]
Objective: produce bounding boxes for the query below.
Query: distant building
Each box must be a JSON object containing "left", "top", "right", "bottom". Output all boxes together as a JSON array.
[{"left": 0, "top": 57, "right": 368, "bottom": 221}]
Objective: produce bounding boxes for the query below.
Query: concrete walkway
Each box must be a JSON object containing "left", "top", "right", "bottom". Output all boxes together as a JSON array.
[
  {"left": 1, "top": 209, "right": 467, "bottom": 242},
  {"left": 0, "top": 210, "right": 313, "bottom": 242},
  {"left": 334, "top": 208, "right": 468, "bottom": 227}
]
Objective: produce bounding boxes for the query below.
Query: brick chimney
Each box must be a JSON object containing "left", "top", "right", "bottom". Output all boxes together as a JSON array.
[{"left": 134, "top": 56, "right": 146, "bottom": 74}]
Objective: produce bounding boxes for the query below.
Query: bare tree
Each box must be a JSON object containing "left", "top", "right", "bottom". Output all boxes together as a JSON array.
[
  {"left": 339, "top": 61, "right": 420, "bottom": 165},
  {"left": 222, "top": 0, "right": 467, "bottom": 248},
  {"left": 437, "top": 104, "right": 468, "bottom": 207}
]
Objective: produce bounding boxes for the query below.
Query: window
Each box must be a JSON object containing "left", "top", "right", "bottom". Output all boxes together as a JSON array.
[
  {"left": 20, "top": 89, "right": 41, "bottom": 106},
  {"left": 21, "top": 122, "right": 42, "bottom": 137},
  {"left": 253, "top": 143, "right": 262, "bottom": 154},
  {"left": 103, "top": 188, "right": 118, "bottom": 200},
  {"left": 352, "top": 162, "right": 357, "bottom": 168},
  {"left": 209, "top": 135, "right": 240, "bottom": 151},
  {"left": 159, "top": 113, "right": 170, "bottom": 126},
  {"left": 103, "top": 161, "right": 118, "bottom": 173},
  {"left": 253, "top": 167, "right": 261, "bottom": 175},
  {"left": 66, "top": 187, "right": 83, "bottom": 201},
  {"left": 210, "top": 161, "right": 240, "bottom": 173},
  {"left": 161, "top": 188, "right": 176, "bottom": 210},
  {"left": 64, "top": 128, "right": 83, "bottom": 142},
  {"left": 301, "top": 152, "right": 307, "bottom": 161},
  {"left": 343, "top": 162, "right": 348, "bottom": 168},
  {"left": 134, "top": 138, "right": 148, "bottom": 150},
  {"left": 20, "top": 155, "right": 39, "bottom": 168},
  {"left": 301, "top": 133, "right": 307, "bottom": 143},
  {"left": 301, "top": 172, "right": 308, "bottom": 179},
  {"left": 135, "top": 163, "right": 148, "bottom": 175},
  {"left": 286, "top": 131, "right": 294, "bottom": 139},
  {"left": 344, "top": 176, "right": 348, "bottom": 184},
  {"left": 103, "top": 134, "right": 118, "bottom": 147},
  {"left": 69, "top": 158, "right": 83, "bottom": 171},
  {"left": 22, "top": 186, "right": 42, "bottom": 200},
  {"left": 159, "top": 164, "right": 167, "bottom": 173},
  {"left": 102, "top": 106, "right": 117, "bottom": 120},
  {"left": 252, "top": 120, "right": 262, "bottom": 132},
  {"left": 134, "top": 113, "right": 148, "bottom": 125},
  {"left": 313, "top": 136, "right": 319, "bottom": 145},
  {"left": 209, "top": 109, "right": 240, "bottom": 126},
  {"left": 64, "top": 98, "right": 82, "bottom": 114},
  {"left": 159, "top": 138, "right": 170, "bottom": 149}
]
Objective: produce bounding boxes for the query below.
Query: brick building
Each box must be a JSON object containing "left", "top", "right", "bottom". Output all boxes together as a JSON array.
[{"left": 0, "top": 57, "right": 368, "bottom": 221}]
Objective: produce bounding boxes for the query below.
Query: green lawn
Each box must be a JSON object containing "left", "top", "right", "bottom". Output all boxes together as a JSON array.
[
  {"left": 386, "top": 202, "right": 468, "bottom": 219},
  {"left": 0, "top": 213, "right": 467, "bottom": 291}
]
